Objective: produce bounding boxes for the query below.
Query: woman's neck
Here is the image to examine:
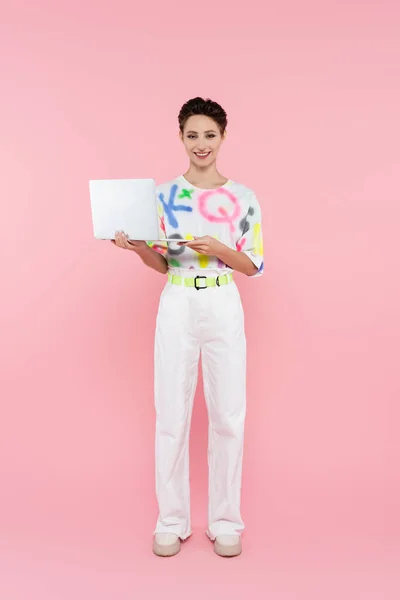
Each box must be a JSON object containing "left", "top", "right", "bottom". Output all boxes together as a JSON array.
[{"left": 183, "top": 164, "right": 228, "bottom": 189}]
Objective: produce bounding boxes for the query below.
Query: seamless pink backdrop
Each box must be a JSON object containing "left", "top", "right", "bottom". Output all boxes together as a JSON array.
[{"left": 1, "top": 1, "right": 400, "bottom": 599}]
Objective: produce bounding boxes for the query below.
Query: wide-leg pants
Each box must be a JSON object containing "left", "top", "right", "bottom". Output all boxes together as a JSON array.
[{"left": 153, "top": 271, "right": 247, "bottom": 540}]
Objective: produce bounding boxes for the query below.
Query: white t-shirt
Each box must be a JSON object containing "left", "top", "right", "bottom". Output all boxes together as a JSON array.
[{"left": 148, "top": 175, "right": 264, "bottom": 277}]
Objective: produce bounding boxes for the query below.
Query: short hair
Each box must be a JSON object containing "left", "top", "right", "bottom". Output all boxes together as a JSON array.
[{"left": 178, "top": 97, "right": 228, "bottom": 134}]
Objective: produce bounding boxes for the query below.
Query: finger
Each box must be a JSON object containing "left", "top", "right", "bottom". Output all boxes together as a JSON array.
[
  {"left": 187, "top": 247, "right": 208, "bottom": 254},
  {"left": 186, "top": 243, "right": 205, "bottom": 250},
  {"left": 115, "top": 231, "right": 122, "bottom": 243},
  {"left": 119, "top": 232, "right": 130, "bottom": 248},
  {"left": 187, "top": 241, "right": 207, "bottom": 248},
  {"left": 193, "top": 236, "right": 211, "bottom": 243},
  {"left": 116, "top": 233, "right": 128, "bottom": 249},
  {"left": 185, "top": 240, "right": 202, "bottom": 246}
]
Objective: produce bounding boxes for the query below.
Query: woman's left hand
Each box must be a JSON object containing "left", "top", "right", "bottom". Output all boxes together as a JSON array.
[{"left": 178, "top": 236, "right": 224, "bottom": 256}]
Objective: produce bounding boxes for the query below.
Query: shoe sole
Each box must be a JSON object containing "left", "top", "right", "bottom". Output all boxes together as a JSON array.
[
  {"left": 214, "top": 539, "right": 242, "bottom": 558},
  {"left": 153, "top": 539, "right": 181, "bottom": 557}
]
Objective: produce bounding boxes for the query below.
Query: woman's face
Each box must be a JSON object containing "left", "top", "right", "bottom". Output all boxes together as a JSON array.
[{"left": 181, "top": 114, "right": 225, "bottom": 167}]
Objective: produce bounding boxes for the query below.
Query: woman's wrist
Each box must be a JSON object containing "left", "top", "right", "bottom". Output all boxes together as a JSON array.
[
  {"left": 213, "top": 241, "right": 234, "bottom": 263},
  {"left": 133, "top": 243, "right": 152, "bottom": 256},
  {"left": 214, "top": 243, "right": 258, "bottom": 277}
]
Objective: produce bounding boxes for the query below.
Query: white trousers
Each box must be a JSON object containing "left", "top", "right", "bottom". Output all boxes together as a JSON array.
[{"left": 153, "top": 271, "right": 247, "bottom": 540}]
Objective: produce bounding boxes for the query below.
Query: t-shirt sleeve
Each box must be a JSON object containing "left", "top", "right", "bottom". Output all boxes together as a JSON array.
[
  {"left": 236, "top": 192, "right": 264, "bottom": 277},
  {"left": 146, "top": 195, "right": 168, "bottom": 256}
]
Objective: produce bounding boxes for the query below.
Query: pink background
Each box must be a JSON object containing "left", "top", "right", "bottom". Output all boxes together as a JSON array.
[{"left": 1, "top": 1, "right": 399, "bottom": 598}]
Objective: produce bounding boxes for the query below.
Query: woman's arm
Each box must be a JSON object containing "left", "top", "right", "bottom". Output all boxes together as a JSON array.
[
  {"left": 214, "top": 244, "right": 258, "bottom": 276},
  {"left": 134, "top": 244, "right": 168, "bottom": 274},
  {"left": 112, "top": 232, "right": 168, "bottom": 274},
  {"left": 180, "top": 237, "right": 258, "bottom": 277}
]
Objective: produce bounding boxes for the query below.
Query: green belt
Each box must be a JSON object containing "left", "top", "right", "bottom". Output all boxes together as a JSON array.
[{"left": 168, "top": 272, "right": 233, "bottom": 290}]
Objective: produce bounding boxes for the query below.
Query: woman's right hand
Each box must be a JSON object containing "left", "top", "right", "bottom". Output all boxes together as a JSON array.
[{"left": 111, "top": 231, "right": 148, "bottom": 253}]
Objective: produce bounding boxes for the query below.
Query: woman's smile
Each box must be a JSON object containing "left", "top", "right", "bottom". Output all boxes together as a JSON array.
[{"left": 194, "top": 151, "right": 211, "bottom": 159}]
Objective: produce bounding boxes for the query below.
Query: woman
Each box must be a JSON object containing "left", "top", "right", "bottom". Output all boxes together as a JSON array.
[{"left": 113, "top": 97, "right": 263, "bottom": 558}]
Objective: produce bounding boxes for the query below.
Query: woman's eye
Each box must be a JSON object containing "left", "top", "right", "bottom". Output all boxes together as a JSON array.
[{"left": 207, "top": 134, "right": 216, "bottom": 139}]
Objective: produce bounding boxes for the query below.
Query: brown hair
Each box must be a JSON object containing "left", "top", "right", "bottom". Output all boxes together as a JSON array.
[{"left": 178, "top": 97, "right": 228, "bottom": 135}]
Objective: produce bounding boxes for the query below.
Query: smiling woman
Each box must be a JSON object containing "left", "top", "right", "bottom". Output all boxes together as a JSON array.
[
  {"left": 112, "top": 96, "right": 263, "bottom": 559},
  {"left": 178, "top": 97, "right": 228, "bottom": 173}
]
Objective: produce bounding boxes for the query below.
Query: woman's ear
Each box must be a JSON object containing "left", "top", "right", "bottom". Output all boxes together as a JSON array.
[
  {"left": 179, "top": 130, "right": 184, "bottom": 142},
  {"left": 222, "top": 129, "right": 228, "bottom": 142}
]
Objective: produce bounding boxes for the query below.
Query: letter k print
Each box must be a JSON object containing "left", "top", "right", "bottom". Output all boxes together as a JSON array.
[{"left": 159, "top": 184, "right": 193, "bottom": 229}]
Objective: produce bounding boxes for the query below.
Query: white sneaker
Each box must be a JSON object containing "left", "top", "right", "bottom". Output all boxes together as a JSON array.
[
  {"left": 153, "top": 533, "right": 181, "bottom": 557},
  {"left": 214, "top": 535, "right": 242, "bottom": 557}
]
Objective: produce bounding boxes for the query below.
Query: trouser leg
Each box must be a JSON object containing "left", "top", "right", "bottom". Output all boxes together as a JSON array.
[
  {"left": 201, "top": 284, "right": 247, "bottom": 539},
  {"left": 153, "top": 284, "right": 199, "bottom": 540}
]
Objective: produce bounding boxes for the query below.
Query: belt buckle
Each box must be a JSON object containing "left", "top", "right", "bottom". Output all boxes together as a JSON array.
[{"left": 194, "top": 276, "right": 207, "bottom": 290}]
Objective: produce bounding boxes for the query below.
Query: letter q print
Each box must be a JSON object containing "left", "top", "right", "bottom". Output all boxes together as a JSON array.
[{"left": 198, "top": 188, "right": 240, "bottom": 233}]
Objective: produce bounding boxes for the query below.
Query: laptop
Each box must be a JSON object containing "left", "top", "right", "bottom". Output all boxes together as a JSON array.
[{"left": 89, "top": 178, "right": 177, "bottom": 242}]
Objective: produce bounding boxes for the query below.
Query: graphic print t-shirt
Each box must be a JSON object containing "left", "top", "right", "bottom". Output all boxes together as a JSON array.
[{"left": 148, "top": 176, "right": 264, "bottom": 277}]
